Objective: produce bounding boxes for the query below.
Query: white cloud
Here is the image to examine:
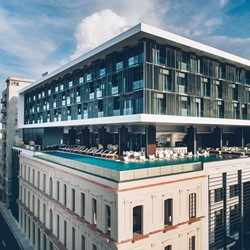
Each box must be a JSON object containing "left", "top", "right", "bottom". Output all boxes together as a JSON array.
[
  {"left": 219, "top": 0, "right": 228, "bottom": 7},
  {"left": 70, "top": 9, "right": 129, "bottom": 59},
  {"left": 70, "top": 0, "right": 170, "bottom": 60},
  {"left": 205, "top": 17, "right": 223, "bottom": 28}
]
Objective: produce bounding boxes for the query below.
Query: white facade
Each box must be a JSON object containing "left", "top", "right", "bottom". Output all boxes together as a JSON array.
[{"left": 18, "top": 152, "right": 208, "bottom": 250}]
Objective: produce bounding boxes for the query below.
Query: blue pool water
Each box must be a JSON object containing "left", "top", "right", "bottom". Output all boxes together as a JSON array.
[{"left": 44, "top": 151, "right": 237, "bottom": 171}]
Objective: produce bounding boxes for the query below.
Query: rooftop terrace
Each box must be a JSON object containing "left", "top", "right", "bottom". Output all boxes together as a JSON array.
[{"left": 34, "top": 151, "right": 239, "bottom": 182}]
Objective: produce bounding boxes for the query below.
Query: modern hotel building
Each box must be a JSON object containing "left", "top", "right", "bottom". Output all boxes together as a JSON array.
[{"left": 14, "top": 23, "right": 250, "bottom": 249}]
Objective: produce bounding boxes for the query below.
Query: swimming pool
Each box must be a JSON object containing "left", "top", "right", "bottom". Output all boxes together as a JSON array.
[{"left": 44, "top": 151, "right": 237, "bottom": 171}]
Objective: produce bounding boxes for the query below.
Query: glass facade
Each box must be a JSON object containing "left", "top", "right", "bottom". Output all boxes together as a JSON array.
[{"left": 23, "top": 38, "right": 250, "bottom": 125}]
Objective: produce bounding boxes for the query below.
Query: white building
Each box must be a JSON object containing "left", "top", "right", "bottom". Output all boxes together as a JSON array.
[
  {"left": 18, "top": 150, "right": 208, "bottom": 250},
  {"left": 0, "top": 77, "right": 34, "bottom": 212}
]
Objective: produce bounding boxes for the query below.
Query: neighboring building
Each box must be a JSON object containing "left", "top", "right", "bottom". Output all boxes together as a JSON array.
[
  {"left": 0, "top": 77, "right": 34, "bottom": 214},
  {"left": 206, "top": 157, "right": 250, "bottom": 249},
  {"left": 13, "top": 23, "right": 250, "bottom": 249}
]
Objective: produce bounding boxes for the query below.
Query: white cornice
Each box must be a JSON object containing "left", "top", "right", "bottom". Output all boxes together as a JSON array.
[{"left": 18, "top": 114, "right": 250, "bottom": 129}]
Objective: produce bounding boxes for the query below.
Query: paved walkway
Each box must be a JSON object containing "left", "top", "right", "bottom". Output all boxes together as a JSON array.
[{"left": 0, "top": 202, "right": 33, "bottom": 250}]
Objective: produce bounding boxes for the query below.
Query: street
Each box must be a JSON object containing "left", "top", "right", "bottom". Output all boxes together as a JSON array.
[{"left": 0, "top": 212, "right": 21, "bottom": 250}]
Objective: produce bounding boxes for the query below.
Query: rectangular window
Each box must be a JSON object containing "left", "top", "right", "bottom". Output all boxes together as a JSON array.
[
  {"left": 72, "top": 227, "right": 75, "bottom": 250},
  {"left": 230, "top": 184, "right": 238, "bottom": 198},
  {"left": 81, "top": 193, "right": 85, "bottom": 217},
  {"left": 177, "top": 72, "right": 187, "bottom": 94},
  {"left": 164, "top": 198, "right": 173, "bottom": 226},
  {"left": 214, "top": 188, "right": 223, "bottom": 202},
  {"left": 43, "top": 174, "right": 46, "bottom": 192},
  {"left": 57, "top": 214, "right": 60, "bottom": 238},
  {"left": 189, "top": 236, "right": 195, "bottom": 250},
  {"left": 215, "top": 80, "right": 222, "bottom": 99},
  {"left": 28, "top": 167, "right": 30, "bottom": 182},
  {"left": 72, "top": 188, "right": 75, "bottom": 212},
  {"left": 32, "top": 195, "right": 35, "bottom": 212},
  {"left": 81, "top": 235, "right": 85, "bottom": 250},
  {"left": 43, "top": 204, "right": 46, "bottom": 224},
  {"left": 69, "top": 81, "right": 73, "bottom": 87},
  {"left": 64, "top": 220, "right": 67, "bottom": 246},
  {"left": 100, "top": 68, "right": 106, "bottom": 76},
  {"left": 189, "top": 193, "right": 196, "bottom": 218},
  {"left": 116, "top": 61, "right": 123, "bottom": 71},
  {"left": 105, "top": 205, "right": 111, "bottom": 234},
  {"left": 64, "top": 184, "right": 67, "bottom": 206},
  {"left": 87, "top": 74, "right": 92, "bottom": 81},
  {"left": 92, "top": 198, "right": 97, "bottom": 225},
  {"left": 37, "top": 199, "right": 40, "bottom": 219},
  {"left": 79, "top": 77, "right": 84, "bottom": 84},
  {"left": 57, "top": 181, "right": 60, "bottom": 201},
  {"left": 32, "top": 169, "right": 35, "bottom": 184}
]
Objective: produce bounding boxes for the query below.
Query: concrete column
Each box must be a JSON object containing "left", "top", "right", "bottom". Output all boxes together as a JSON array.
[
  {"left": 118, "top": 126, "right": 128, "bottom": 155},
  {"left": 98, "top": 127, "right": 107, "bottom": 148},
  {"left": 234, "top": 127, "right": 244, "bottom": 147},
  {"left": 145, "top": 125, "right": 156, "bottom": 157},
  {"left": 69, "top": 128, "right": 76, "bottom": 145},
  {"left": 170, "top": 134, "right": 177, "bottom": 147},
  {"left": 186, "top": 126, "right": 197, "bottom": 154},
  {"left": 81, "top": 127, "right": 90, "bottom": 148},
  {"left": 213, "top": 127, "right": 223, "bottom": 149}
]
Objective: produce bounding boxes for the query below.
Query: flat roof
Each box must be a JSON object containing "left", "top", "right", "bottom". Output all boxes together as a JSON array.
[{"left": 19, "top": 23, "right": 250, "bottom": 94}]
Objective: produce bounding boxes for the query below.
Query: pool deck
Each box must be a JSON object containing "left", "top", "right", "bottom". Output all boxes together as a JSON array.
[{"left": 33, "top": 151, "right": 240, "bottom": 182}]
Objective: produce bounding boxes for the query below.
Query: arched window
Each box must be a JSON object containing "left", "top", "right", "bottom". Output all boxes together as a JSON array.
[
  {"left": 133, "top": 205, "right": 143, "bottom": 234},
  {"left": 49, "top": 209, "right": 53, "bottom": 231},
  {"left": 164, "top": 198, "right": 173, "bottom": 226},
  {"left": 49, "top": 177, "right": 53, "bottom": 196}
]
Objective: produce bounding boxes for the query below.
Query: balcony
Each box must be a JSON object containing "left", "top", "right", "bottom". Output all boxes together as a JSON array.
[
  {"left": 123, "top": 108, "right": 133, "bottom": 115},
  {"left": 113, "top": 109, "right": 120, "bottom": 116},
  {"left": 98, "top": 111, "right": 104, "bottom": 117}
]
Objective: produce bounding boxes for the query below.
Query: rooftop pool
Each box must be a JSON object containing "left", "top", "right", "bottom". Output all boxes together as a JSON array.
[
  {"left": 34, "top": 151, "right": 241, "bottom": 182},
  {"left": 43, "top": 151, "right": 237, "bottom": 171}
]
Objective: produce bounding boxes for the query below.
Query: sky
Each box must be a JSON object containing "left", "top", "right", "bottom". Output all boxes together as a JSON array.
[{"left": 0, "top": 0, "right": 250, "bottom": 92}]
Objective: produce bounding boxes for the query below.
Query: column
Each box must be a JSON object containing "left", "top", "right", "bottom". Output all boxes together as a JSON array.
[
  {"left": 118, "top": 126, "right": 128, "bottom": 155},
  {"left": 81, "top": 127, "right": 90, "bottom": 148},
  {"left": 234, "top": 127, "right": 244, "bottom": 147},
  {"left": 170, "top": 134, "right": 177, "bottom": 148},
  {"left": 145, "top": 125, "right": 156, "bottom": 157},
  {"left": 186, "top": 126, "right": 197, "bottom": 154},
  {"left": 98, "top": 127, "right": 107, "bottom": 149},
  {"left": 213, "top": 127, "right": 223, "bottom": 149},
  {"left": 68, "top": 128, "right": 76, "bottom": 145}
]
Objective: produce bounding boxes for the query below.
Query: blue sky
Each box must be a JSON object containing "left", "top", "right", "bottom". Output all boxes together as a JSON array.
[{"left": 0, "top": 0, "right": 250, "bottom": 91}]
